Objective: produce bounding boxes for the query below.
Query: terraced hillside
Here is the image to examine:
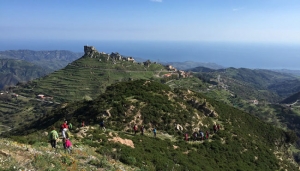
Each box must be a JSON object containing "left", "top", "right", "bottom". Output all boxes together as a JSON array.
[
  {"left": 0, "top": 92, "right": 58, "bottom": 129},
  {"left": 192, "top": 67, "right": 300, "bottom": 103},
  {"left": 12, "top": 47, "right": 176, "bottom": 102}
]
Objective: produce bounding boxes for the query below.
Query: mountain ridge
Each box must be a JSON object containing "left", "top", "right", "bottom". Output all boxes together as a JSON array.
[
  {"left": 0, "top": 58, "right": 49, "bottom": 89},
  {"left": 0, "top": 49, "right": 83, "bottom": 72},
  {"left": 4, "top": 79, "right": 298, "bottom": 170}
]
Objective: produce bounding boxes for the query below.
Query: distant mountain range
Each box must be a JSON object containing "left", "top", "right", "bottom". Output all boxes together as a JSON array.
[
  {"left": 162, "top": 61, "right": 224, "bottom": 70},
  {"left": 0, "top": 50, "right": 83, "bottom": 89},
  {"left": 0, "top": 50, "right": 83, "bottom": 72},
  {"left": 272, "top": 69, "right": 300, "bottom": 76},
  {"left": 0, "top": 59, "right": 49, "bottom": 89}
]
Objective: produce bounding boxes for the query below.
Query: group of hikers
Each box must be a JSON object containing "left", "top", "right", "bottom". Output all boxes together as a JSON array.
[
  {"left": 132, "top": 123, "right": 221, "bottom": 141},
  {"left": 48, "top": 120, "right": 104, "bottom": 153},
  {"left": 133, "top": 124, "right": 156, "bottom": 137},
  {"left": 48, "top": 120, "right": 73, "bottom": 153},
  {"left": 185, "top": 123, "right": 221, "bottom": 141},
  {"left": 49, "top": 120, "right": 221, "bottom": 152}
]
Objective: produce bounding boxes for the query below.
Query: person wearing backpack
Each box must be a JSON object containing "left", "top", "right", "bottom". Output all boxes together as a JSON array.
[
  {"left": 133, "top": 124, "right": 138, "bottom": 135},
  {"left": 65, "top": 138, "right": 72, "bottom": 154},
  {"left": 217, "top": 124, "right": 221, "bottom": 131},
  {"left": 205, "top": 131, "right": 209, "bottom": 140},
  {"left": 184, "top": 132, "right": 189, "bottom": 141},
  {"left": 100, "top": 120, "right": 106, "bottom": 131},
  {"left": 68, "top": 122, "right": 73, "bottom": 130},
  {"left": 61, "top": 120, "right": 69, "bottom": 138},
  {"left": 193, "top": 132, "right": 198, "bottom": 141},
  {"left": 49, "top": 127, "right": 59, "bottom": 148},
  {"left": 140, "top": 125, "right": 145, "bottom": 135},
  {"left": 153, "top": 127, "right": 157, "bottom": 138},
  {"left": 213, "top": 124, "right": 217, "bottom": 133},
  {"left": 199, "top": 130, "right": 204, "bottom": 140}
]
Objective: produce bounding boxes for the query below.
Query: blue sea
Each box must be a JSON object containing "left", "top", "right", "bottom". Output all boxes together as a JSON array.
[{"left": 1, "top": 40, "right": 300, "bottom": 70}]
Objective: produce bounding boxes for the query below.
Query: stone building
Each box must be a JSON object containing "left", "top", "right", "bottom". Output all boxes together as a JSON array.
[{"left": 84, "top": 46, "right": 96, "bottom": 55}]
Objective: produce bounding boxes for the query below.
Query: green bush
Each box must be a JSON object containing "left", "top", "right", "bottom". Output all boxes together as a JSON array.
[{"left": 120, "top": 155, "right": 136, "bottom": 165}]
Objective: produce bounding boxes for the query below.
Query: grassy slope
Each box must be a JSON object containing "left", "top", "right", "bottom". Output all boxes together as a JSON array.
[
  {"left": 6, "top": 80, "right": 298, "bottom": 170},
  {"left": 0, "top": 52, "right": 169, "bottom": 129},
  {"left": 13, "top": 53, "right": 168, "bottom": 102}
]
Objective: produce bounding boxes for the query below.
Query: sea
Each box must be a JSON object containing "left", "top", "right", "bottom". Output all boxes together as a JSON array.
[{"left": 1, "top": 40, "right": 300, "bottom": 70}]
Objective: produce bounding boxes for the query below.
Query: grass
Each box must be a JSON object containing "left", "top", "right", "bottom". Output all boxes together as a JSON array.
[
  {"left": 0, "top": 135, "right": 138, "bottom": 171},
  {"left": 7, "top": 80, "right": 295, "bottom": 170},
  {"left": 13, "top": 54, "right": 169, "bottom": 103}
]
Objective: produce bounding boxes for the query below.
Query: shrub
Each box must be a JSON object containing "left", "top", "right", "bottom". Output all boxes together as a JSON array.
[{"left": 120, "top": 155, "right": 136, "bottom": 165}]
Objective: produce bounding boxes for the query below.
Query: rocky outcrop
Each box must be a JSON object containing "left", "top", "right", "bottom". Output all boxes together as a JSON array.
[{"left": 84, "top": 46, "right": 96, "bottom": 55}]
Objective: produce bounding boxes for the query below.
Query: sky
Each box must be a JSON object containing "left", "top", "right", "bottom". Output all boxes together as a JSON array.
[{"left": 1, "top": 0, "right": 300, "bottom": 44}]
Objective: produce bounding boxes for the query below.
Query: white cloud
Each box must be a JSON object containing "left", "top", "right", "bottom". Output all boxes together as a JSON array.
[{"left": 151, "top": 0, "right": 162, "bottom": 2}]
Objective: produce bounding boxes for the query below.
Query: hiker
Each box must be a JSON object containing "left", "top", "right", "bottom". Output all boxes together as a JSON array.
[
  {"left": 65, "top": 138, "right": 72, "bottom": 154},
  {"left": 213, "top": 124, "right": 217, "bottom": 133},
  {"left": 140, "top": 125, "right": 144, "bottom": 135},
  {"left": 153, "top": 127, "right": 157, "bottom": 138},
  {"left": 49, "top": 127, "right": 59, "bottom": 149},
  {"left": 68, "top": 122, "right": 73, "bottom": 130},
  {"left": 133, "top": 124, "right": 138, "bottom": 135},
  {"left": 184, "top": 133, "right": 189, "bottom": 141},
  {"left": 193, "top": 132, "right": 198, "bottom": 141},
  {"left": 217, "top": 124, "right": 220, "bottom": 131},
  {"left": 81, "top": 121, "right": 85, "bottom": 127},
  {"left": 205, "top": 131, "right": 209, "bottom": 139},
  {"left": 100, "top": 121, "right": 106, "bottom": 131},
  {"left": 199, "top": 130, "right": 204, "bottom": 140},
  {"left": 61, "top": 120, "right": 69, "bottom": 138}
]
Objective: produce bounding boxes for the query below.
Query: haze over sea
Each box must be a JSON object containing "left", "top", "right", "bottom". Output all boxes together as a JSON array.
[{"left": 1, "top": 40, "right": 300, "bottom": 70}]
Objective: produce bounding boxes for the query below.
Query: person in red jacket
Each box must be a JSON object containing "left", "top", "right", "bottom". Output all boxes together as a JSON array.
[
  {"left": 213, "top": 124, "right": 217, "bottom": 133},
  {"left": 133, "top": 124, "right": 138, "bottom": 135},
  {"left": 184, "top": 133, "right": 189, "bottom": 141},
  {"left": 61, "top": 120, "right": 69, "bottom": 138},
  {"left": 217, "top": 124, "right": 221, "bottom": 131},
  {"left": 206, "top": 131, "right": 209, "bottom": 139}
]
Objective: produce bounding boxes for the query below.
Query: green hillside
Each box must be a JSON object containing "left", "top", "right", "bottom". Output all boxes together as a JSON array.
[
  {"left": 193, "top": 67, "right": 300, "bottom": 102},
  {"left": 11, "top": 48, "right": 171, "bottom": 102},
  {"left": 4, "top": 80, "right": 298, "bottom": 170},
  {"left": 0, "top": 58, "right": 49, "bottom": 89}
]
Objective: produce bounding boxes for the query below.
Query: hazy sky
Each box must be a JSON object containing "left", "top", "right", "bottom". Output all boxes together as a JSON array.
[{"left": 1, "top": 0, "right": 300, "bottom": 43}]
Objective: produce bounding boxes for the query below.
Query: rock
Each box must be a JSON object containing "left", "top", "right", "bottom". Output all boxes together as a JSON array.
[
  {"left": 0, "top": 150, "right": 10, "bottom": 157},
  {"left": 176, "top": 124, "right": 183, "bottom": 131}
]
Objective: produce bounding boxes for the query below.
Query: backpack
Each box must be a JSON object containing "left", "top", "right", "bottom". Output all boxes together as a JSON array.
[
  {"left": 60, "top": 124, "right": 64, "bottom": 131},
  {"left": 50, "top": 131, "right": 56, "bottom": 140}
]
